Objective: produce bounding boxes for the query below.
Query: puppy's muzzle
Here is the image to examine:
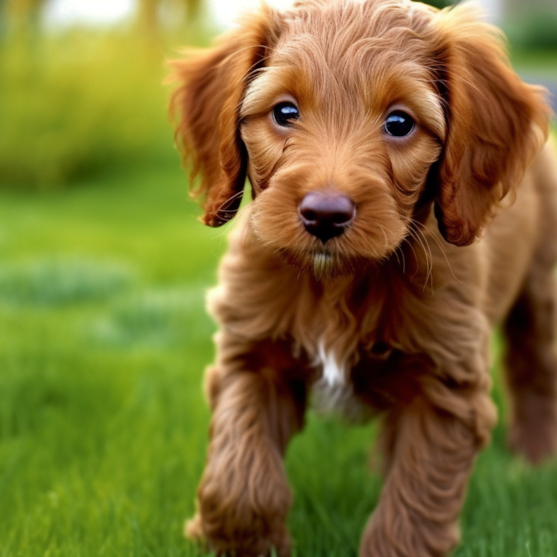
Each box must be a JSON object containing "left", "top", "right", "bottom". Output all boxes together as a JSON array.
[{"left": 298, "top": 192, "right": 356, "bottom": 244}]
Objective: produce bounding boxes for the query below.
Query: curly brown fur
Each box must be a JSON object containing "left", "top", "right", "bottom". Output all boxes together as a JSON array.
[{"left": 169, "top": 0, "right": 557, "bottom": 555}]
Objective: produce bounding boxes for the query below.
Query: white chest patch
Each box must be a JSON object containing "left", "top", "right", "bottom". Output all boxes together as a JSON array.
[
  {"left": 316, "top": 340, "right": 345, "bottom": 387},
  {"left": 310, "top": 340, "right": 371, "bottom": 422}
]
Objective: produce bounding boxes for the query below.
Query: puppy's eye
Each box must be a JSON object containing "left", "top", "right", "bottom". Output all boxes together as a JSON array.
[
  {"left": 273, "top": 102, "right": 300, "bottom": 127},
  {"left": 384, "top": 111, "right": 415, "bottom": 137}
]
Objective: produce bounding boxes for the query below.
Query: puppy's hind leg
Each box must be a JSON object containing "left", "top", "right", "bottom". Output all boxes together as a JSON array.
[
  {"left": 503, "top": 147, "right": 557, "bottom": 465},
  {"left": 503, "top": 259, "right": 557, "bottom": 464}
]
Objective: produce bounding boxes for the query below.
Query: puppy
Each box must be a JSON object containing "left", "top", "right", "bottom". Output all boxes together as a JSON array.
[{"left": 170, "top": 0, "right": 557, "bottom": 555}]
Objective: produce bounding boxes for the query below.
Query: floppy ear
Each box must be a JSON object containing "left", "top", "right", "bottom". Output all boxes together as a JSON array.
[
  {"left": 169, "top": 6, "right": 282, "bottom": 227},
  {"left": 430, "top": 6, "right": 551, "bottom": 246}
]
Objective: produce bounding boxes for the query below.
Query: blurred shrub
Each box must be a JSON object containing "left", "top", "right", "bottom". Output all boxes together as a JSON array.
[
  {"left": 0, "top": 32, "right": 174, "bottom": 189},
  {"left": 506, "top": 10, "right": 557, "bottom": 51},
  {"left": 89, "top": 286, "right": 211, "bottom": 348},
  {"left": 0, "top": 257, "right": 136, "bottom": 306}
]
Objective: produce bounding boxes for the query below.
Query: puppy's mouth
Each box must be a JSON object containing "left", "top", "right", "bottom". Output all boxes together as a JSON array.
[
  {"left": 279, "top": 246, "right": 366, "bottom": 280},
  {"left": 274, "top": 246, "right": 343, "bottom": 279}
]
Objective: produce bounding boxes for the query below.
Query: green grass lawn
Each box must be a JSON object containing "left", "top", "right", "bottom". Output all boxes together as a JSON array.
[{"left": 1, "top": 159, "right": 557, "bottom": 557}]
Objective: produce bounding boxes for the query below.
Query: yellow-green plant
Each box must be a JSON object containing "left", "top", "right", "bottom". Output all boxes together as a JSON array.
[
  {"left": 0, "top": 0, "right": 214, "bottom": 189},
  {"left": 0, "top": 31, "right": 177, "bottom": 188}
]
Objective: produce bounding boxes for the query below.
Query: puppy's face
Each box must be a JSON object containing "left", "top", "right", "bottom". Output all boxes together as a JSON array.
[
  {"left": 170, "top": 0, "right": 548, "bottom": 277},
  {"left": 240, "top": 8, "right": 445, "bottom": 274}
]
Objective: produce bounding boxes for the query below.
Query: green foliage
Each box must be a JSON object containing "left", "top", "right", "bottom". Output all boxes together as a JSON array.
[
  {"left": 0, "top": 32, "right": 174, "bottom": 188},
  {"left": 506, "top": 10, "right": 557, "bottom": 51}
]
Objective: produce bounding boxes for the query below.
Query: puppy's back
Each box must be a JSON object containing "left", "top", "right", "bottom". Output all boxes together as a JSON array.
[{"left": 482, "top": 139, "right": 557, "bottom": 324}]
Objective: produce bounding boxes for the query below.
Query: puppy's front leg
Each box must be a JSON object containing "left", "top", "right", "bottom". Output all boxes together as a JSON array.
[
  {"left": 187, "top": 335, "right": 307, "bottom": 557},
  {"left": 360, "top": 373, "right": 497, "bottom": 557}
]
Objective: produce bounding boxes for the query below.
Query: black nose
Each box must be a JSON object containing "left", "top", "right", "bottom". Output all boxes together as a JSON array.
[{"left": 298, "top": 192, "right": 356, "bottom": 243}]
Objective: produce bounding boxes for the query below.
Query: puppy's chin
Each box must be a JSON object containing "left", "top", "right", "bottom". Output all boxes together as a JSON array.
[
  {"left": 277, "top": 249, "right": 373, "bottom": 280},
  {"left": 312, "top": 252, "right": 336, "bottom": 280}
]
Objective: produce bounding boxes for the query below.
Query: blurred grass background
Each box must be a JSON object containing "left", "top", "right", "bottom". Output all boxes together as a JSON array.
[{"left": 0, "top": 0, "right": 556, "bottom": 556}]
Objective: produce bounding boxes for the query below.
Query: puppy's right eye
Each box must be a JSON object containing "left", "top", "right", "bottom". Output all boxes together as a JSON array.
[
  {"left": 273, "top": 102, "right": 300, "bottom": 127},
  {"left": 384, "top": 111, "right": 415, "bottom": 137}
]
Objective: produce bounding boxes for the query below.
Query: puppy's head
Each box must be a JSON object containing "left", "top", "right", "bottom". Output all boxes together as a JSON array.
[{"left": 170, "top": 0, "right": 549, "bottom": 276}]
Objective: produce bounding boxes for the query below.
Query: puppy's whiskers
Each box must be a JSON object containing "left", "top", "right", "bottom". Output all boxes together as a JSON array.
[
  {"left": 408, "top": 221, "right": 434, "bottom": 292},
  {"left": 410, "top": 218, "right": 461, "bottom": 284},
  {"left": 394, "top": 244, "right": 407, "bottom": 274}
]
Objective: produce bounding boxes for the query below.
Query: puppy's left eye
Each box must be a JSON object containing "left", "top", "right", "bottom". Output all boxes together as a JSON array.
[
  {"left": 273, "top": 102, "right": 300, "bottom": 127},
  {"left": 384, "top": 111, "right": 415, "bottom": 137}
]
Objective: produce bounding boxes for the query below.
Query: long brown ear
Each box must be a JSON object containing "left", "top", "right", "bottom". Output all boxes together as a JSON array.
[
  {"left": 169, "top": 6, "right": 281, "bottom": 227},
  {"left": 429, "top": 6, "right": 551, "bottom": 246}
]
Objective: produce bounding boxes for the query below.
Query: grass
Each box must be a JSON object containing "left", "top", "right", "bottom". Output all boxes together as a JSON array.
[{"left": 1, "top": 158, "right": 557, "bottom": 557}]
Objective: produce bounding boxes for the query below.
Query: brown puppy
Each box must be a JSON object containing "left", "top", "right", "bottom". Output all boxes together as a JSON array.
[{"left": 170, "top": 0, "right": 557, "bottom": 555}]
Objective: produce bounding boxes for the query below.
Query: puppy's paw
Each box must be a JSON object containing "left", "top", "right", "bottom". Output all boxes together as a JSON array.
[
  {"left": 184, "top": 514, "right": 205, "bottom": 543},
  {"left": 185, "top": 512, "right": 291, "bottom": 557}
]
